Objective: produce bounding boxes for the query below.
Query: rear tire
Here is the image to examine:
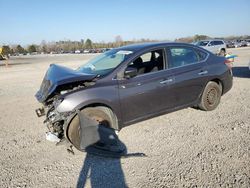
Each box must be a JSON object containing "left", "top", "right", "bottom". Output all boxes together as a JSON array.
[
  {"left": 67, "top": 106, "right": 118, "bottom": 151},
  {"left": 198, "top": 81, "right": 222, "bottom": 111}
]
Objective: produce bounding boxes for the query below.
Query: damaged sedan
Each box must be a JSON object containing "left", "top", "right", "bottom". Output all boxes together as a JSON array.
[{"left": 35, "top": 42, "right": 233, "bottom": 153}]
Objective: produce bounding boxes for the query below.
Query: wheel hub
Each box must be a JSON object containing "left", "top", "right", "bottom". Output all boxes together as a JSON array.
[{"left": 207, "top": 88, "right": 217, "bottom": 105}]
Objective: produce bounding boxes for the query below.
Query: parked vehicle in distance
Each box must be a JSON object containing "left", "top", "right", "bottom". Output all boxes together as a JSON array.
[
  {"left": 35, "top": 42, "right": 233, "bottom": 152},
  {"left": 226, "top": 41, "right": 235, "bottom": 48},
  {"left": 240, "top": 41, "right": 248, "bottom": 47},
  {"left": 245, "top": 39, "right": 250, "bottom": 46},
  {"left": 83, "top": 49, "right": 90, "bottom": 53},
  {"left": 234, "top": 41, "right": 245, "bottom": 48},
  {"left": 74, "top": 50, "right": 81, "bottom": 54},
  {"left": 196, "top": 39, "right": 227, "bottom": 56}
]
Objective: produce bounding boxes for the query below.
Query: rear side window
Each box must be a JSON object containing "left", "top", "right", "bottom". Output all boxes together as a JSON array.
[
  {"left": 209, "top": 41, "right": 216, "bottom": 45},
  {"left": 169, "top": 47, "right": 199, "bottom": 68},
  {"left": 210, "top": 40, "right": 224, "bottom": 45},
  {"left": 214, "top": 41, "right": 224, "bottom": 45}
]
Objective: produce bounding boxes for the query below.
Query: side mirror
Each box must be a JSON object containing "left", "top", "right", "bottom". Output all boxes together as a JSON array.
[{"left": 124, "top": 67, "right": 137, "bottom": 79}]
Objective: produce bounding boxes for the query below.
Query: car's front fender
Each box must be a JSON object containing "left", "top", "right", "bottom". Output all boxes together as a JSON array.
[{"left": 56, "top": 85, "right": 122, "bottom": 125}]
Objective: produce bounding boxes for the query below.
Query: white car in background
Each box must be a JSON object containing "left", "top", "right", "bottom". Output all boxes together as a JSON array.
[
  {"left": 83, "top": 49, "right": 90, "bottom": 53},
  {"left": 196, "top": 40, "right": 227, "bottom": 56},
  {"left": 245, "top": 39, "right": 250, "bottom": 46}
]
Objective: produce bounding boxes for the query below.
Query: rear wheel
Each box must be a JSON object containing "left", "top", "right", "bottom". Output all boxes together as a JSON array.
[
  {"left": 67, "top": 106, "right": 118, "bottom": 151},
  {"left": 198, "top": 81, "right": 222, "bottom": 111}
]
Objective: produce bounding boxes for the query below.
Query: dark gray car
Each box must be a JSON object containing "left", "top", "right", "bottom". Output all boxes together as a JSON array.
[{"left": 35, "top": 42, "right": 233, "bottom": 151}]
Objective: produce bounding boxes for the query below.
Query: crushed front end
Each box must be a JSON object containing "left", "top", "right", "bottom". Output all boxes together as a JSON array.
[
  {"left": 35, "top": 64, "right": 96, "bottom": 146},
  {"left": 36, "top": 97, "right": 73, "bottom": 143}
]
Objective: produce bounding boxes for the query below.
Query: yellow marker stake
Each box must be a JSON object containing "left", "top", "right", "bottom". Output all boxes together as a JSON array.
[{"left": 0, "top": 48, "right": 9, "bottom": 67}]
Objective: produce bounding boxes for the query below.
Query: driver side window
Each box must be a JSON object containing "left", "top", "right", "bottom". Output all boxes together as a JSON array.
[{"left": 127, "top": 49, "right": 165, "bottom": 77}]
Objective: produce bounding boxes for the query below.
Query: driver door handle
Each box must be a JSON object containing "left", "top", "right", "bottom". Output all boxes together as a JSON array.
[
  {"left": 160, "top": 78, "right": 173, "bottom": 84},
  {"left": 198, "top": 70, "right": 208, "bottom": 75}
]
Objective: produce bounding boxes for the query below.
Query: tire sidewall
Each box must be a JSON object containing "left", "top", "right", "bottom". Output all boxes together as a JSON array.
[
  {"left": 200, "top": 82, "right": 222, "bottom": 111},
  {"left": 66, "top": 106, "right": 117, "bottom": 151}
]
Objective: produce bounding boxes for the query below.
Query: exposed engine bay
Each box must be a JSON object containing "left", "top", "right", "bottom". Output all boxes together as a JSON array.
[
  {"left": 36, "top": 84, "right": 96, "bottom": 143},
  {"left": 35, "top": 64, "right": 126, "bottom": 157},
  {"left": 35, "top": 64, "right": 97, "bottom": 147}
]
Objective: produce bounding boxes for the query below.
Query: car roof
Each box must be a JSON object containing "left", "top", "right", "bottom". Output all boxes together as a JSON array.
[
  {"left": 199, "top": 39, "right": 224, "bottom": 42},
  {"left": 116, "top": 42, "right": 196, "bottom": 52}
]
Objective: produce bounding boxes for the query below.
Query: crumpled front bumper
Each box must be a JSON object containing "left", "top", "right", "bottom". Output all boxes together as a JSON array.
[{"left": 35, "top": 103, "right": 69, "bottom": 143}]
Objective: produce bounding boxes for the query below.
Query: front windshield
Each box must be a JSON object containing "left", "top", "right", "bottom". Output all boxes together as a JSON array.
[
  {"left": 196, "top": 41, "right": 209, "bottom": 46},
  {"left": 78, "top": 49, "right": 132, "bottom": 76}
]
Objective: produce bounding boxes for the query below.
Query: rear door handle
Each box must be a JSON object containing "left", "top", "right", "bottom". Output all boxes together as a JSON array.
[
  {"left": 160, "top": 78, "right": 173, "bottom": 84},
  {"left": 198, "top": 70, "right": 208, "bottom": 75}
]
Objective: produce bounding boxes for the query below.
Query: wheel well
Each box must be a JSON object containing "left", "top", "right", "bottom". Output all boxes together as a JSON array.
[
  {"left": 65, "top": 103, "right": 119, "bottom": 142},
  {"left": 83, "top": 103, "right": 111, "bottom": 109},
  {"left": 199, "top": 79, "right": 223, "bottom": 99},
  {"left": 210, "top": 79, "right": 223, "bottom": 93},
  {"left": 221, "top": 48, "right": 226, "bottom": 52},
  {"left": 80, "top": 103, "right": 119, "bottom": 130}
]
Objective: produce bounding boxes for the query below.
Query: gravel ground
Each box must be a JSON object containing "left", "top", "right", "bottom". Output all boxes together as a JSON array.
[{"left": 0, "top": 48, "right": 249, "bottom": 188}]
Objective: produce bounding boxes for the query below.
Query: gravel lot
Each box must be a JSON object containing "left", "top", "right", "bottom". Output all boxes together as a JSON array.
[{"left": 0, "top": 48, "right": 249, "bottom": 188}]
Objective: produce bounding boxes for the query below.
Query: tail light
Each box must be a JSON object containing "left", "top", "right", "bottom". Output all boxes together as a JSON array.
[{"left": 224, "top": 59, "right": 233, "bottom": 69}]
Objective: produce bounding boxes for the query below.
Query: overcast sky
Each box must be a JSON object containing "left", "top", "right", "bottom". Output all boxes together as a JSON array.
[{"left": 0, "top": 0, "right": 250, "bottom": 45}]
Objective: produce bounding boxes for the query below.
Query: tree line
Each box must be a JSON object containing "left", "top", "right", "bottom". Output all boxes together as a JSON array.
[
  {"left": 0, "top": 36, "right": 159, "bottom": 55},
  {"left": 1, "top": 34, "right": 250, "bottom": 56}
]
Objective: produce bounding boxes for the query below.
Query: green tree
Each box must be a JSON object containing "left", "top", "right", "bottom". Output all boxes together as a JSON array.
[
  {"left": 80, "top": 39, "right": 85, "bottom": 49},
  {"left": 2, "top": 45, "right": 12, "bottom": 55},
  {"left": 42, "top": 45, "right": 47, "bottom": 53},
  {"left": 16, "top": 45, "right": 25, "bottom": 54},
  {"left": 40, "top": 40, "right": 48, "bottom": 53},
  {"left": 85, "top": 39, "right": 93, "bottom": 49},
  {"left": 194, "top": 34, "right": 209, "bottom": 42},
  {"left": 28, "top": 45, "right": 37, "bottom": 53}
]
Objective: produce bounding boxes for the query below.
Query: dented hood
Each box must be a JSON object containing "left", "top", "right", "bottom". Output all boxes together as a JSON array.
[{"left": 35, "top": 64, "right": 96, "bottom": 103}]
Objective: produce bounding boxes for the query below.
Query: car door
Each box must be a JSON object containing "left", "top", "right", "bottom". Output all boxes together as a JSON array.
[
  {"left": 118, "top": 49, "right": 176, "bottom": 124},
  {"left": 216, "top": 40, "right": 225, "bottom": 52},
  {"left": 167, "top": 46, "right": 209, "bottom": 107},
  {"left": 206, "top": 41, "right": 217, "bottom": 53}
]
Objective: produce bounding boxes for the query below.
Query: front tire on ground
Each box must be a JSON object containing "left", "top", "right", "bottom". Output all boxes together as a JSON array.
[
  {"left": 66, "top": 106, "right": 117, "bottom": 151},
  {"left": 198, "top": 81, "right": 222, "bottom": 111}
]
